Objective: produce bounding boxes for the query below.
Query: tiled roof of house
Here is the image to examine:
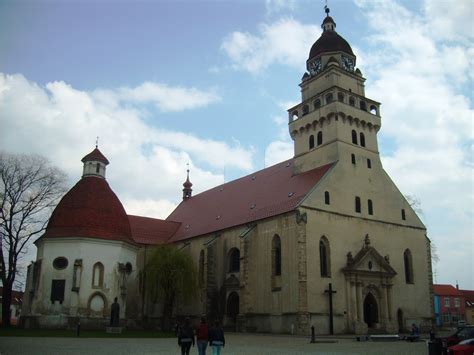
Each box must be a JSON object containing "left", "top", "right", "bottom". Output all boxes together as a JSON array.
[
  {"left": 167, "top": 159, "right": 334, "bottom": 242},
  {"left": 460, "top": 290, "right": 474, "bottom": 306},
  {"left": 433, "top": 284, "right": 464, "bottom": 297},
  {"left": 42, "top": 176, "right": 134, "bottom": 243},
  {"left": 128, "top": 215, "right": 180, "bottom": 245}
]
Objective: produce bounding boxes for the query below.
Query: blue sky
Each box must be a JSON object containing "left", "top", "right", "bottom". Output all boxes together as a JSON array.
[{"left": 1, "top": 0, "right": 472, "bottom": 289}]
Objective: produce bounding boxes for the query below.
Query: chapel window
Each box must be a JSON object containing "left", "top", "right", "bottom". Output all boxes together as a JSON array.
[
  {"left": 309, "top": 135, "right": 315, "bottom": 149},
  {"left": 317, "top": 131, "right": 323, "bottom": 146},
  {"left": 324, "top": 191, "right": 330, "bottom": 205},
  {"left": 199, "top": 250, "right": 205, "bottom": 284},
  {"left": 355, "top": 196, "right": 361, "bottom": 213},
  {"left": 352, "top": 130, "right": 358, "bottom": 145},
  {"left": 272, "top": 235, "right": 282, "bottom": 276},
  {"left": 403, "top": 249, "right": 414, "bottom": 284},
  {"left": 50, "top": 279, "right": 65, "bottom": 304},
  {"left": 92, "top": 262, "right": 104, "bottom": 288},
  {"left": 360, "top": 132, "right": 366, "bottom": 147},
  {"left": 368, "top": 199, "right": 373, "bottom": 215},
  {"left": 319, "top": 237, "right": 331, "bottom": 277},
  {"left": 228, "top": 248, "right": 240, "bottom": 273}
]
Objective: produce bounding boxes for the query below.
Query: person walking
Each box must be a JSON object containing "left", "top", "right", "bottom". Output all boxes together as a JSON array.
[
  {"left": 178, "top": 318, "right": 195, "bottom": 355},
  {"left": 208, "top": 320, "right": 225, "bottom": 355},
  {"left": 196, "top": 317, "right": 209, "bottom": 355}
]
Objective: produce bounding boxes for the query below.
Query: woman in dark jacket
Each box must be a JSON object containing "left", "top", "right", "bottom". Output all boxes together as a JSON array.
[
  {"left": 178, "top": 317, "right": 195, "bottom": 355},
  {"left": 208, "top": 320, "right": 225, "bottom": 355}
]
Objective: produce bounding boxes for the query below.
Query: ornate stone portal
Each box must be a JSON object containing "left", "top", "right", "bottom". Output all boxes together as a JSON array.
[{"left": 343, "top": 235, "right": 398, "bottom": 334}]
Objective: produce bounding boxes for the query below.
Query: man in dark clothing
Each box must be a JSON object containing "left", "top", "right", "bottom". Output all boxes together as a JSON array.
[
  {"left": 209, "top": 320, "right": 225, "bottom": 355},
  {"left": 110, "top": 297, "right": 120, "bottom": 327},
  {"left": 178, "top": 317, "right": 195, "bottom": 355}
]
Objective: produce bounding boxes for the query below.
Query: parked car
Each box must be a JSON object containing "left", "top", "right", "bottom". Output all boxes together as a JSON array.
[
  {"left": 439, "top": 326, "right": 474, "bottom": 354},
  {"left": 447, "top": 338, "right": 474, "bottom": 355}
]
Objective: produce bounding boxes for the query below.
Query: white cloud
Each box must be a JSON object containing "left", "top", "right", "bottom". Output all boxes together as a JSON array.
[
  {"left": 0, "top": 73, "right": 253, "bottom": 218},
  {"left": 221, "top": 19, "right": 318, "bottom": 73},
  {"left": 123, "top": 198, "right": 177, "bottom": 219},
  {"left": 354, "top": 0, "right": 473, "bottom": 287},
  {"left": 265, "top": 0, "right": 298, "bottom": 16},
  {"left": 265, "top": 140, "right": 293, "bottom": 167}
]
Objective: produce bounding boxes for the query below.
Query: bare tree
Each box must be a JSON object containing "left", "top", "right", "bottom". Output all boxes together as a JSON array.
[{"left": 0, "top": 152, "right": 67, "bottom": 327}]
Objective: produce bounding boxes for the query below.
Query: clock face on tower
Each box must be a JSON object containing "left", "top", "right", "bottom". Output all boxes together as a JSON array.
[
  {"left": 308, "top": 57, "right": 322, "bottom": 75},
  {"left": 342, "top": 55, "right": 355, "bottom": 71}
]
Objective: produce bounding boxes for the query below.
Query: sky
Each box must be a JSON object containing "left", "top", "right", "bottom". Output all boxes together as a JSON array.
[{"left": 0, "top": 0, "right": 472, "bottom": 289}]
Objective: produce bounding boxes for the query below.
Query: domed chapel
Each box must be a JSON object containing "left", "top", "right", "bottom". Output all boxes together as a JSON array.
[{"left": 22, "top": 8, "right": 433, "bottom": 334}]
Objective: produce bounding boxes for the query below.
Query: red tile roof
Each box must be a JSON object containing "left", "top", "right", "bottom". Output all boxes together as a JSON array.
[
  {"left": 128, "top": 215, "right": 180, "bottom": 245},
  {"left": 460, "top": 290, "right": 474, "bottom": 304},
  {"left": 42, "top": 176, "right": 134, "bottom": 243},
  {"left": 433, "top": 284, "right": 464, "bottom": 297},
  {"left": 81, "top": 148, "right": 109, "bottom": 165},
  {"left": 167, "top": 159, "right": 334, "bottom": 242}
]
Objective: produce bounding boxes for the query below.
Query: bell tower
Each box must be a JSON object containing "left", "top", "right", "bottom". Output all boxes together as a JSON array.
[{"left": 289, "top": 7, "right": 382, "bottom": 174}]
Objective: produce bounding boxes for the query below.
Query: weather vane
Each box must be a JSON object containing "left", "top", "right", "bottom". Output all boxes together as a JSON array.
[
  {"left": 325, "top": 0, "right": 330, "bottom": 15},
  {"left": 95, "top": 136, "right": 99, "bottom": 148}
]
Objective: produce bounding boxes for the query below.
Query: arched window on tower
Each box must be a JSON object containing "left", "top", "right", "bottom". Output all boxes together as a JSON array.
[
  {"left": 96, "top": 163, "right": 100, "bottom": 173},
  {"left": 302, "top": 105, "right": 309, "bottom": 116},
  {"left": 349, "top": 97, "right": 355, "bottom": 106},
  {"left": 404, "top": 249, "right": 414, "bottom": 284},
  {"left": 291, "top": 110, "right": 299, "bottom": 120},
  {"left": 360, "top": 100, "right": 367, "bottom": 111},
  {"left": 370, "top": 105, "right": 378, "bottom": 115},
  {"left": 360, "top": 132, "right": 366, "bottom": 147},
  {"left": 338, "top": 92, "right": 344, "bottom": 102},
  {"left": 317, "top": 131, "right": 323, "bottom": 146},
  {"left": 325, "top": 93, "right": 333, "bottom": 104},
  {"left": 309, "top": 135, "right": 315, "bottom": 149},
  {"left": 228, "top": 248, "right": 240, "bottom": 273},
  {"left": 355, "top": 196, "right": 361, "bottom": 213},
  {"left": 319, "top": 236, "right": 331, "bottom": 277},
  {"left": 324, "top": 191, "right": 330, "bottom": 205},
  {"left": 352, "top": 130, "right": 358, "bottom": 145},
  {"left": 92, "top": 262, "right": 104, "bottom": 288},
  {"left": 314, "top": 99, "right": 321, "bottom": 109}
]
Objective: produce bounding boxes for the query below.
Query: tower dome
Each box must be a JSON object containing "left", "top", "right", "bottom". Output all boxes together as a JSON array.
[
  {"left": 43, "top": 149, "right": 133, "bottom": 243},
  {"left": 307, "top": 8, "right": 354, "bottom": 61}
]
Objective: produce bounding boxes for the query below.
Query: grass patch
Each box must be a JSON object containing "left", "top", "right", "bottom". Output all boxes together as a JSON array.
[{"left": 0, "top": 327, "right": 175, "bottom": 338}]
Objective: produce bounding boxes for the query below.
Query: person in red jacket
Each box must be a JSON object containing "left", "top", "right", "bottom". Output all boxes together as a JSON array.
[{"left": 196, "top": 317, "right": 209, "bottom": 355}]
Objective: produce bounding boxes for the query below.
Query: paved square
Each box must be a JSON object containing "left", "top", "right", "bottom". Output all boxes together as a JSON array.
[{"left": 0, "top": 333, "right": 428, "bottom": 354}]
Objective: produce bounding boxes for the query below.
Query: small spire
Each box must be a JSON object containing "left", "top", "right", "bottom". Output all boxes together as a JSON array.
[
  {"left": 95, "top": 136, "right": 99, "bottom": 149},
  {"left": 182, "top": 163, "right": 193, "bottom": 200}
]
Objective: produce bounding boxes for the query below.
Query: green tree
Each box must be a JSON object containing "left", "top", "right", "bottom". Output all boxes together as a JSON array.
[
  {"left": 0, "top": 152, "right": 67, "bottom": 327},
  {"left": 146, "top": 245, "right": 198, "bottom": 330}
]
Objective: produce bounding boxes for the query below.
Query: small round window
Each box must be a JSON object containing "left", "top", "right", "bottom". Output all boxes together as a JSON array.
[{"left": 53, "top": 257, "right": 68, "bottom": 270}]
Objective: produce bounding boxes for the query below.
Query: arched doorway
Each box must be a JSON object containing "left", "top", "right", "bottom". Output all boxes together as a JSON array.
[
  {"left": 363, "top": 293, "right": 379, "bottom": 328},
  {"left": 397, "top": 309, "right": 404, "bottom": 333},
  {"left": 226, "top": 292, "right": 239, "bottom": 322}
]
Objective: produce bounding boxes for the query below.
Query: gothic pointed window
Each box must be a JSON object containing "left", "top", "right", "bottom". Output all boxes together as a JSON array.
[
  {"left": 272, "top": 235, "right": 281, "bottom": 276},
  {"left": 368, "top": 199, "right": 373, "bottom": 215},
  {"left": 324, "top": 191, "right": 330, "bottom": 205},
  {"left": 355, "top": 196, "right": 361, "bottom": 213},
  {"left": 317, "top": 131, "right": 323, "bottom": 146},
  {"left": 228, "top": 248, "right": 240, "bottom": 273},
  {"left": 92, "top": 262, "right": 104, "bottom": 288},
  {"left": 360, "top": 133, "right": 366, "bottom": 147},
  {"left": 319, "top": 236, "right": 331, "bottom": 277},
  {"left": 404, "top": 249, "right": 414, "bottom": 284},
  {"left": 199, "top": 250, "right": 205, "bottom": 284},
  {"left": 309, "top": 135, "right": 315, "bottom": 149},
  {"left": 352, "top": 130, "right": 358, "bottom": 145}
]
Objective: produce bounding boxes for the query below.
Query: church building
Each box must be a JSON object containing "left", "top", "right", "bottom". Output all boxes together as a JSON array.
[{"left": 22, "top": 9, "right": 434, "bottom": 335}]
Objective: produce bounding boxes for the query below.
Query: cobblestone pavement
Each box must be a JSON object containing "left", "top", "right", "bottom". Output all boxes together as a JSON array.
[{"left": 0, "top": 333, "right": 428, "bottom": 355}]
